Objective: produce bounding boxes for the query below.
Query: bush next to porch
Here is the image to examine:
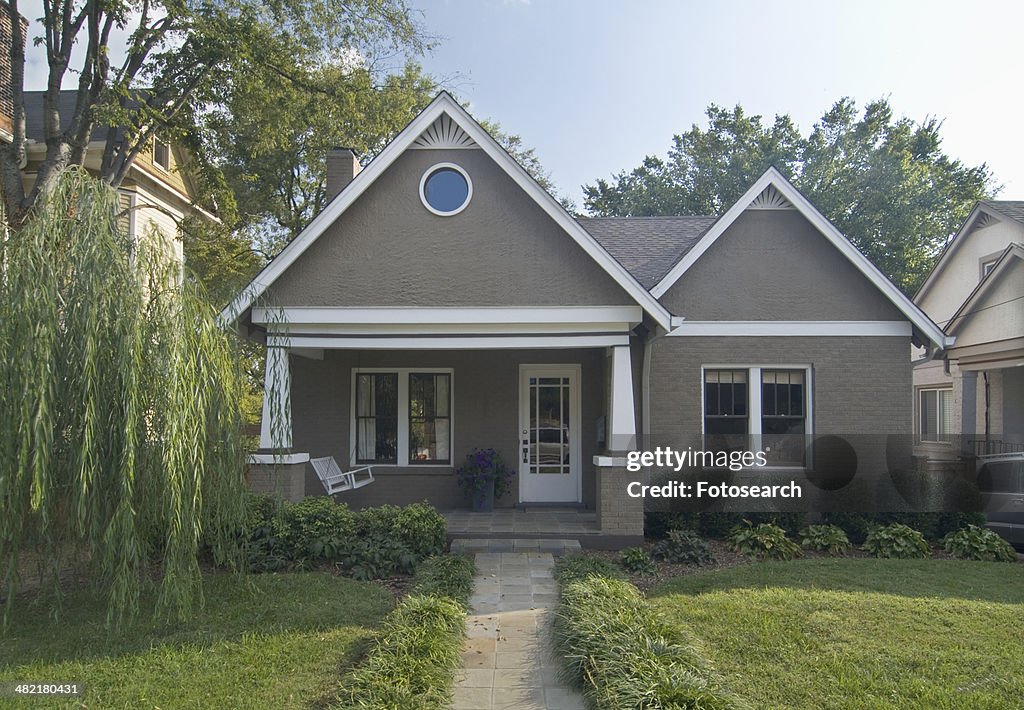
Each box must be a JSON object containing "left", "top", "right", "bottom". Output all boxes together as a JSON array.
[
  {"left": 244, "top": 496, "right": 447, "bottom": 579},
  {"left": 332, "top": 554, "right": 474, "bottom": 709}
]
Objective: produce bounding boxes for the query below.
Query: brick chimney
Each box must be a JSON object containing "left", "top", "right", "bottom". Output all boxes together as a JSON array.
[
  {"left": 0, "top": 7, "right": 28, "bottom": 141},
  {"left": 326, "top": 147, "right": 361, "bottom": 201}
]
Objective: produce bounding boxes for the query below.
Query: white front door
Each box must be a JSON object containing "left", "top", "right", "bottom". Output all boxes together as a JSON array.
[{"left": 518, "top": 365, "right": 582, "bottom": 503}]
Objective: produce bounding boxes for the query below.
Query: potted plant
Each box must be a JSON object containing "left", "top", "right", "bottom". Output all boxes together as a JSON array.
[{"left": 456, "top": 448, "right": 512, "bottom": 512}]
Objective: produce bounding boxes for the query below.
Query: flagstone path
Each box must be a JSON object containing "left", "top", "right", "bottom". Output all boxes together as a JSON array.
[{"left": 450, "top": 551, "right": 586, "bottom": 710}]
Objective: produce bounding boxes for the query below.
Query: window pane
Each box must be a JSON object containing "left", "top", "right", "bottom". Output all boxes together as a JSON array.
[
  {"left": 356, "top": 373, "right": 397, "bottom": 463},
  {"left": 762, "top": 370, "right": 806, "bottom": 465},
  {"left": 409, "top": 373, "right": 451, "bottom": 463},
  {"left": 939, "top": 390, "right": 953, "bottom": 436},
  {"left": 920, "top": 390, "right": 937, "bottom": 440}
]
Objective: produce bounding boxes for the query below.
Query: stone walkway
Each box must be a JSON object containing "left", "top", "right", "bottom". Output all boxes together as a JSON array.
[{"left": 451, "top": 552, "right": 586, "bottom": 710}]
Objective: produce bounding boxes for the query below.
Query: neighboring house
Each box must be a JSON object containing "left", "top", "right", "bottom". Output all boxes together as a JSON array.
[
  {"left": 14, "top": 90, "right": 215, "bottom": 262},
  {"left": 913, "top": 203, "right": 1024, "bottom": 459},
  {"left": 223, "top": 92, "right": 949, "bottom": 544}
]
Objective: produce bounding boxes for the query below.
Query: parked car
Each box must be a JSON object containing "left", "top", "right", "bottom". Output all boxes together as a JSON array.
[{"left": 977, "top": 452, "right": 1024, "bottom": 549}]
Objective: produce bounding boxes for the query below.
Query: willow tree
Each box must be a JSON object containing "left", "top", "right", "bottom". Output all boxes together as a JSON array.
[{"left": 0, "top": 168, "right": 250, "bottom": 626}]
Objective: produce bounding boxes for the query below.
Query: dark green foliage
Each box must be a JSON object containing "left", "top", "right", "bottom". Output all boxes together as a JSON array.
[
  {"left": 862, "top": 524, "right": 930, "bottom": 559},
  {"left": 823, "top": 512, "right": 985, "bottom": 544},
  {"left": 554, "top": 554, "right": 627, "bottom": 587},
  {"left": 799, "top": 525, "right": 852, "bottom": 556},
  {"left": 652, "top": 530, "right": 715, "bottom": 566},
  {"left": 242, "top": 497, "right": 447, "bottom": 579},
  {"left": 942, "top": 526, "right": 1017, "bottom": 562},
  {"left": 645, "top": 512, "right": 700, "bottom": 539},
  {"left": 333, "top": 594, "right": 467, "bottom": 709},
  {"left": 554, "top": 576, "right": 749, "bottom": 710},
  {"left": 698, "top": 513, "right": 747, "bottom": 539},
  {"left": 413, "top": 555, "right": 476, "bottom": 607},
  {"left": 727, "top": 522, "right": 802, "bottom": 561},
  {"left": 698, "top": 512, "right": 805, "bottom": 539},
  {"left": 619, "top": 548, "right": 656, "bottom": 575}
]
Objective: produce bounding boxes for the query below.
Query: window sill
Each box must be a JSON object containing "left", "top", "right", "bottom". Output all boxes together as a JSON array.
[{"left": 350, "top": 464, "right": 455, "bottom": 476}]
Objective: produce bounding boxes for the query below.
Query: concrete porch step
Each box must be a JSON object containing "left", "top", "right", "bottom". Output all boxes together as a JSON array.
[{"left": 450, "top": 538, "right": 582, "bottom": 555}]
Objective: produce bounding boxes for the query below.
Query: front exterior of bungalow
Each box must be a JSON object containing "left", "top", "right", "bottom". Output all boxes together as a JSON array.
[{"left": 224, "top": 93, "right": 950, "bottom": 545}]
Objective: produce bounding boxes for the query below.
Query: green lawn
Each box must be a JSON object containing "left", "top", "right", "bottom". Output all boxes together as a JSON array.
[
  {"left": 0, "top": 573, "right": 392, "bottom": 709},
  {"left": 650, "top": 559, "right": 1024, "bottom": 710}
]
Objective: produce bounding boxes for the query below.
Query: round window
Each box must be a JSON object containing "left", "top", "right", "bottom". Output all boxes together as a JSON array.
[{"left": 419, "top": 163, "right": 472, "bottom": 216}]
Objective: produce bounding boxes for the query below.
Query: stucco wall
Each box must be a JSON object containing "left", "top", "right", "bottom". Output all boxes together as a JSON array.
[
  {"left": 659, "top": 209, "right": 905, "bottom": 321},
  {"left": 948, "top": 258, "right": 1024, "bottom": 350},
  {"left": 269, "top": 147, "right": 635, "bottom": 308},
  {"left": 289, "top": 347, "right": 607, "bottom": 509}
]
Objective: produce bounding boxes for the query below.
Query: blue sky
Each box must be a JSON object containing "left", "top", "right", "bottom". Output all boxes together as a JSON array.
[{"left": 414, "top": 0, "right": 1024, "bottom": 207}]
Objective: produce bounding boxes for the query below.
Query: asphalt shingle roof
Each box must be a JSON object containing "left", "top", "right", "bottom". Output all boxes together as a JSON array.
[
  {"left": 982, "top": 201, "right": 1024, "bottom": 226},
  {"left": 577, "top": 215, "right": 718, "bottom": 289}
]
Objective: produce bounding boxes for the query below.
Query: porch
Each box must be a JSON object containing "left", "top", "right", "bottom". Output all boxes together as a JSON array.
[{"left": 246, "top": 306, "right": 648, "bottom": 543}]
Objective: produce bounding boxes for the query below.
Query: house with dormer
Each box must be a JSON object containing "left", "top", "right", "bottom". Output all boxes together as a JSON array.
[{"left": 223, "top": 93, "right": 951, "bottom": 544}]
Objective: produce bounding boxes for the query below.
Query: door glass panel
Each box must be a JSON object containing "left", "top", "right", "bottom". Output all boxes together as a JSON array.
[{"left": 528, "top": 375, "right": 571, "bottom": 475}]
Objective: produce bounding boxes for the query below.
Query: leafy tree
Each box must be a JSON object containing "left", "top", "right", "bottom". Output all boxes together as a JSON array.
[
  {"left": 205, "top": 61, "right": 438, "bottom": 256},
  {"left": 583, "top": 99, "right": 994, "bottom": 293},
  {"left": 0, "top": 169, "right": 257, "bottom": 625},
  {"left": 0, "top": 0, "right": 427, "bottom": 225}
]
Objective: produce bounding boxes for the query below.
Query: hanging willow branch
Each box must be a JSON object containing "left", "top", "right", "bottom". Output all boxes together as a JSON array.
[{"left": 0, "top": 168, "right": 249, "bottom": 627}]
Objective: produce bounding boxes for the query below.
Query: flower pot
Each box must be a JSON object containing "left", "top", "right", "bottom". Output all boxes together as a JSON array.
[{"left": 472, "top": 479, "right": 495, "bottom": 513}]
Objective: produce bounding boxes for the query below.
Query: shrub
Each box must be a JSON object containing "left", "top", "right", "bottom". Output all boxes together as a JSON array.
[
  {"left": 413, "top": 555, "right": 476, "bottom": 606},
  {"left": 554, "top": 554, "right": 626, "bottom": 587},
  {"left": 942, "top": 525, "right": 1017, "bottom": 562},
  {"left": 823, "top": 512, "right": 987, "bottom": 544},
  {"left": 862, "top": 523, "right": 930, "bottom": 559},
  {"left": 644, "top": 511, "right": 699, "bottom": 539},
  {"left": 726, "top": 521, "right": 802, "bottom": 561},
  {"left": 393, "top": 503, "right": 448, "bottom": 559},
  {"left": 698, "top": 512, "right": 805, "bottom": 539},
  {"left": 334, "top": 594, "right": 466, "bottom": 709},
  {"left": 799, "top": 524, "right": 852, "bottom": 556},
  {"left": 554, "top": 576, "right": 747, "bottom": 710},
  {"left": 651, "top": 529, "right": 714, "bottom": 565},
  {"left": 619, "top": 547, "right": 656, "bottom": 575},
  {"left": 279, "top": 497, "right": 357, "bottom": 559}
]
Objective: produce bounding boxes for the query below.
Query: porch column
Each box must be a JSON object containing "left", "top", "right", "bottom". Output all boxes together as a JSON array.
[
  {"left": 958, "top": 369, "right": 978, "bottom": 455},
  {"left": 260, "top": 344, "right": 293, "bottom": 450},
  {"left": 609, "top": 345, "right": 636, "bottom": 451}
]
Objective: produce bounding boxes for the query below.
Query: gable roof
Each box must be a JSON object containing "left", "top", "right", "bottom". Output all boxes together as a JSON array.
[
  {"left": 221, "top": 92, "right": 672, "bottom": 330},
  {"left": 983, "top": 201, "right": 1024, "bottom": 226},
  {"left": 945, "top": 242, "right": 1024, "bottom": 335},
  {"left": 915, "top": 201, "right": 1024, "bottom": 303},
  {"left": 650, "top": 167, "right": 951, "bottom": 348},
  {"left": 577, "top": 216, "right": 717, "bottom": 289}
]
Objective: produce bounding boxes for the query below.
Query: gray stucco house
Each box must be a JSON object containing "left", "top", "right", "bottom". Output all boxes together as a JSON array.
[{"left": 224, "top": 92, "right": 949, "bottom": 543}]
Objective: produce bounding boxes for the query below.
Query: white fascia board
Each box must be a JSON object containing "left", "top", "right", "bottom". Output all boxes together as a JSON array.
[
  {"left": 440, "top": 100, "right": 672, "bottom": 330},
  {"left": 250, "top": 305, "right": 643, "bottom": 325},
  {"left": 266, "top": 334, "right": 631, "bottom": 350},
  {"left": 914, "top": 204, "right": 995, "bottom": 303},
  {"left": 666, "top": 321, "right": 913, "bottom": 337},
  {"left": 652, "top": 167, "right": 949, "bottom": 349},
  {"left": 264, "top": 323, "right": 633, "bottom": 335},
  {"left": 945, "top": 244, "right": 1024, "bottom": 335},
  {"left": 220, "top": 92, "right": 670, "bottom": 330}
]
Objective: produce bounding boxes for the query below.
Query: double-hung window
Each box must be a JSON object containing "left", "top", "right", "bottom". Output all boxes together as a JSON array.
[
  {"left": 703, "top": 366, "right": 811, "bottom": 467},
  {"left": 353, "top": 369, "right": 452, "bottom": 466},
  {"left": 918, "top": 388, "right": 952, "bottom": 443}
]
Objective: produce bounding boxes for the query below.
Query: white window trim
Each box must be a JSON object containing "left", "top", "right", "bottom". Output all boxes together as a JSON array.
[
  {"left": 700, "top": 364, "right": 814, "bottom": 470},
  {"left": 916, "top": 386, "right": 953, "bottom": 445},
  {"left": 349, "top": 367, "right": 455, "bottom": 467},
  {"left": 419, "top": 162, "right": 473, "bottom": 216}
]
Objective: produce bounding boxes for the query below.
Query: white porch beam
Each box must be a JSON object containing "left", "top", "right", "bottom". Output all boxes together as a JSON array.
[
  {"left": 260, "top": 345, "right": 293, "bottom": 450},
  {"left": 266, "top": 334, "right": 630, "bottom": 350},
  {"left": 609, "top": 345, "right": 637, "bottom": 451},
  {"left": 251, "top": 305, "right": 643, "bottom": 326}
]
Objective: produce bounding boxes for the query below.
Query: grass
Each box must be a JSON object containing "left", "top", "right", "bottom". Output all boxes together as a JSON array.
[
  {"left": 0, "top": 572, "right": 392, "bottom": 709},
  {"left": 650, "top": 559, "right": 1024, "bottom": 709}
]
